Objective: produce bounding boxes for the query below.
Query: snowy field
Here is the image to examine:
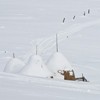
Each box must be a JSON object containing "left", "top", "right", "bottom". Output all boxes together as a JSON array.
[{"left": 0, "top": 0, "right": 100, "bottom": 99}]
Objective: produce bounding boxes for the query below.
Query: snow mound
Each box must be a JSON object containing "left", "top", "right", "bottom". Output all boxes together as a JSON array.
[
  {"left": 4, "top": 58, "right": 25, "bottom": 73},
  {"left": 47, "top": 52, "right": 73, "bottom": 75},
  {"left": 20, "top": 55, "right": 52, "bottom": 78}
]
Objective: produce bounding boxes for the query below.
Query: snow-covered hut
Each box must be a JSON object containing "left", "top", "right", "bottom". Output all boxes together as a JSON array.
[
  {"left": 20, "top": 55, "right": 52, "bottom": 78},
  {"left": 4, "top": 57, "right": 25, "bottom": 73},
  {"left": 47, "top": 52, "right": 73, "bottom": 78}
]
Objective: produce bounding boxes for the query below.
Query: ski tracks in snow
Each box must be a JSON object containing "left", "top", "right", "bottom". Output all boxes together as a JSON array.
[{"left": 30, "top": 19, "right": 100, "bottom": 56}]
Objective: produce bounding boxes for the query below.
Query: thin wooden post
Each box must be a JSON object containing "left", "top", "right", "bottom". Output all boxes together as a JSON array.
[
  {"left": 56, "top": 34, "right": 59, "bottom": 52},
  {"left": 13, "top": 53, "right": 15, "bottom": 58},
  {"left": 88, "top": 9, "right": 90, "bottom": 14},
  {"left": 36, "top": 45, "right": 38, "bottom": 55},
  {"left": 83, "top": 11, "right": 85, "bottom": 16},
  {"left": 73, "top": 16, "right": 75, "bottom": 20},
  {"left": 63, "top": 18, "right": 65, "bottom": 23}
]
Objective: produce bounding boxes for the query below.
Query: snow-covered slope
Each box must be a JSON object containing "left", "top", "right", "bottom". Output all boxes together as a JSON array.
[
  {"left": 20, "top": 55, "right": 52, "bottom": 77},
  {"left": 0, "top": 72, "right": 100, "bottom": 100},
  {"left": 0, "top": 0, "right": 100, "bottom": 99}
]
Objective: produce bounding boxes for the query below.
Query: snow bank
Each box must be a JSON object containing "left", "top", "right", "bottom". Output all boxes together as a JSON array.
[
  {"left": 20, "top": 55, "right": 52, "bottom": 78},
  {"left": 47, "top": 52, "right": 73, "bottom": 77},
  {"left": 4, "top": 58, "right": 25, "bottom": 73}
]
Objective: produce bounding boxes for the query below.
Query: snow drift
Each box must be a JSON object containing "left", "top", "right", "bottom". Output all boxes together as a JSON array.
[
  {"left": 47, "top": 52, "right": 73, "bottom": 77},
  {"left": 4, "top": 58, "right": 25, "bottom": 73},
  {"left": 20, "top": 55, "right": 52, "bottom": 77}
]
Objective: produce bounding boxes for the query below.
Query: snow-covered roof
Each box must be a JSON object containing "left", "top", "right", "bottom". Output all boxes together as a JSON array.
[
  {"left": 4, "top": 58, "right": 25, "bottom": 73},
  {"left": 20, "top": 55, "right": 52, "bottom": 77},
  {"left": 47, "top": 52, "right": 73, "bottom": 75}
]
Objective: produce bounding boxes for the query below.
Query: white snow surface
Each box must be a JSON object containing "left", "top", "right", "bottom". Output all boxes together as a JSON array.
[
  {"left": 47, "top": 52, "right": 73, "bottom": 75},
  {"left": 0, "top": 0, "right": 100, "bottom": 99},
  {"left": 20, "top": 55, "right": 52, "bottom": 77},
  {"left": 0, "top": 72, "right": 100, "bottom": 100},
  {"left": 4, "top": 58, "right": 25, "bottom": 73}
]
